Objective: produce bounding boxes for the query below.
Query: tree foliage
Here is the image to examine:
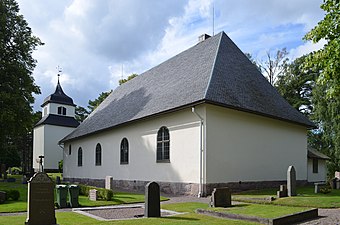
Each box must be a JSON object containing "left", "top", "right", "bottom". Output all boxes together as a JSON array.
[
  {"left": 75, "top": 90, "right": 112, "bottom": 122},
  {"left": 275, "top": 55, "right": 317, "bottom": 116},
  {"left": 0, "top": 0, "right": 43, "bottom": 166},
  {"left": 76, "top": 74, "right": 139, "bottom": 122},
  {"left": 88, "top": 90, "right": 112, "bottom": 112},
  {"left": 119, "top": 73, "right": 138, "bottom": 85},
  {"left": 304, "top": 0, "right": 340, "bottom": 175}
]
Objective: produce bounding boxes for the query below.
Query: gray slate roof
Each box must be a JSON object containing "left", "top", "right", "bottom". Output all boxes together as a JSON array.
[
  {"left": 61, "top": 32, "right": 314, "bottom": 143},
  {"left": 308, "top": 147, "right": 330, "bottom": 160}
]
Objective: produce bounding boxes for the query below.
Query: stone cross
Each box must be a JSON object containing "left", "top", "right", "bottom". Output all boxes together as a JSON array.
[
  {"left": 287, "top": 165, "right": 297, "bottom": 197},
  {"left": 105, "top": 176, "right": 113, "bottom": 190},
  {"left": 25, "top": 172, "right": 57, "bottom": 225},
  {"left": 210, "top": 187, "right": 232, "bottom": 207},
  {"left": 144, "top": 181, "right": 160, "bottom": 217}
]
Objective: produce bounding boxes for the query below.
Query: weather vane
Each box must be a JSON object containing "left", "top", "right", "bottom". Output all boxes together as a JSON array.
[{"left": 56, "top": 65, "right": 62, "bottom": 81}]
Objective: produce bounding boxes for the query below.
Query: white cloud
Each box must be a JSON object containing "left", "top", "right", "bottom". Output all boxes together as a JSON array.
[
  {"left": 289, "top": 39, "right": 327, "bottom": 59},
  {"left": 15, "top": 0, "right": 325, "bottom": 110}
]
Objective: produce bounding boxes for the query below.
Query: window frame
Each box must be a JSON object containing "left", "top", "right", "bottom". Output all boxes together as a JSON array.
[
  {"left": 78, "top": 147, "right": 83, "bottom": 167},
  {"left": 57, "top": 106, "right": 66, "bottom": 115},
  {"left": 95, "top": 143, "right": 102, "bottom": 166},
  {"left": 120, "top": 138, "right": 129, "bottom": 165},
  {"left": 156, "top": 126, "right": 170, "bottom": 163}
]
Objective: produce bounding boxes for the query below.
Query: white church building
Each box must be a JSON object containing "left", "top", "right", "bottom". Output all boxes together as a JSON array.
[
  {"left": 33, "top": 78, "right": 79, "bottom": 172},
  {"left": 60, "top": 32, "right": 316, "bottom": 196}
]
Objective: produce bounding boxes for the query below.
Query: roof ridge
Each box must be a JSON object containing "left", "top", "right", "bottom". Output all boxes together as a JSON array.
[{"left": 204, "top": 32, "right": 224, "bottom": 98}]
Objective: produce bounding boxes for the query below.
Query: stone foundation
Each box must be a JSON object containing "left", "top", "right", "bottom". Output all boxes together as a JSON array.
[{"left": 63, "top": 178, "right": 308, "bottom": 196}]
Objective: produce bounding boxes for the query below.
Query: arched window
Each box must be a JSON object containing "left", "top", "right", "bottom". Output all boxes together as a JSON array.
[
  {"left": 95, "top": 143, "right": 102, "bottom": 166},
  {"left": 57, "top": 106, "right": 66, "bottom": 115},
  {"left": 120, "top": 138, "right": 129, "bottom": 164},
  {"left": 157, "top": 126, "right": 170, "bottom": 162},
  {"left": 78, "top": 147, "right": 82, "bottom": 166},
  {"left": 68, "top": 145, "right": 72, "bottom": 155}
]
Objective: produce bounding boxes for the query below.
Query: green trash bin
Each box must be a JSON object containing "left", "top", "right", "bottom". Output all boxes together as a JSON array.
[
  {"left": 55, "top": 185, "right": 68, "bottom": 208},
  {"left": 68, "top": 185, "right": 79, "bottom": 208}
]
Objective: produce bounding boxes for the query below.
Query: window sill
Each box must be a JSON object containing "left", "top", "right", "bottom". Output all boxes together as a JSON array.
[
  {"left": 120, "top": 162, "right": 129, "bottom": 165},
  {"left": 157, "top": 160, "right": 170, "bottom": 163}
]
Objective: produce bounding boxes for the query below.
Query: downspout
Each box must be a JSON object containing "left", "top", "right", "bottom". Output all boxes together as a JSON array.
[{"left": 192, "top": 107, "right": 204, "bottom": 197}]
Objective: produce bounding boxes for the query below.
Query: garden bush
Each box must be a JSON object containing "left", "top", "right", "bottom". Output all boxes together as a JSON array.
[
  {"left": 78, "top": 184, "right": 113, "bottom": 201},
  {"left": 0, "top": 190, "right": 20, "bottom": 201},
  {"left": 8, "top": 190, "right": 20, "bottom": 201}
]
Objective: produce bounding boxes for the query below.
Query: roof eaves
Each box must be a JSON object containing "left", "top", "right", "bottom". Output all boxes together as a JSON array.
[
  {"left": 205, "top": 100, "right": 316, "bottom": 129},
  {"left": 59, "top": 100, "right": 206, "bottom": 144}
]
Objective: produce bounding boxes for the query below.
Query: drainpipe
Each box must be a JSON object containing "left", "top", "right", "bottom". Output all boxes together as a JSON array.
[{"left": 192, "top": 107, "right": 204, "bottom": 197}]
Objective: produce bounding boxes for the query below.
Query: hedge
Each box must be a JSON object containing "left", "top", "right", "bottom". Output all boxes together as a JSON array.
[{"left": 78, "top": 184, "right": 113, "bottom": 201}]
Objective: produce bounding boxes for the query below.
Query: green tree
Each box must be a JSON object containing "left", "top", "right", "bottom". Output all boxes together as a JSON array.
[
  {"left": 119, "top": 73, "right": 138, "bottom": 85},
  {"left": 88, "top": 90, "right": 112, "bottom": 112},
  {"left": 275, "top": 55, "right": 317, "bottom": 116},
  {"left": 304, "top": 0, "right": 340, "bottom": 175},
  {"left": 75, "top": 106, "right": 89, "bottom": 123},
  {"left": 0, "top": 0, "right": 43, "bottom": 166}
]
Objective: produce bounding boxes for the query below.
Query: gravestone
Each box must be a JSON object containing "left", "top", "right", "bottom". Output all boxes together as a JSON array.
[
  {"left": 287, "top": 165, "right": 297, "bottom": 197},
  {"left": 25, "top": 172, "right": 57, "bottom": 225},
  {"left": 210, "top": 187, "right": 232, "bottom": 207},
  {"left": 144, "top": 181, "right": 160, "bottom": 217},
  {"left": 55, "top": 176, "right": 61, "bottom": 185},
  {"left": 277, "top": 184, "right": 288, "bottom": 198},
  {"left": 0, "top": 191, "right": 6, "bottom": 204},
  {"left": 105, "top": 176, "right": 113, "bottom": 190},
  {"left": 335, "top": 171, "right": 340, "bottom": 179},
  {"left": 89, "top": 189, "right": 97, "bottom": 201}
]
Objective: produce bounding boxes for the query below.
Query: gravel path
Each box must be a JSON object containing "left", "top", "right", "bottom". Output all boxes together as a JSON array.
[{"left": 297, "top": 208, "right": 340, "bottom": 225}]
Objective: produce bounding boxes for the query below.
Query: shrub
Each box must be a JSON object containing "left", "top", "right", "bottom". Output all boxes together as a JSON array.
[
  {"left": 7, "top": 190, "right": 20, "bottom": 201},
  {"left": 320, "top": 186, "right": 331, "bottom": 194},
  {"left": 78, "top": 184, "right": 113, "bottom": 201}
]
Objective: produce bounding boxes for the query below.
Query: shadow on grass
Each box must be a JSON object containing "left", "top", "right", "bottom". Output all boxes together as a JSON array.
[{"left": 161, "top": 216, "right": 199, "bottom": 221}]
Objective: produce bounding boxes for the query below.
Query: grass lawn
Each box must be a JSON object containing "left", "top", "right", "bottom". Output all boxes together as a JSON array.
[
  {"left": 209, "top": 204, "right": 310, "bottom": 219},
  {"left": 233, "top": 186, "right": 340, "bottom": 208},
  {"left": 0, "top": 174, "right": 167, "bottom": 213},
  {"left": 0, "top": 203, "right": 260, "bottom": 225}
]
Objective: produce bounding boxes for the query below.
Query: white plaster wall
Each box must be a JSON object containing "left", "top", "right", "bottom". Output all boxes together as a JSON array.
[
  {"left": 33, "top": 126, "right": 44, "bottom": 170},
  {"left": 41, "top": 125, "right": 76, "bottom": 170},
  {"left": 33, "top": 120, "right": 76, "bottom": 171},
  {"left": 44, "top": 103, "right": 75, "bottom": 117},
  {"left": 307, "top": 158, "right": 327, "bottom": 182},
  {"left": 63, "top": 107, "right": 204, "bottom": 183},
  {"left": 205, "top": 104, "right": 308, "bottom": 183}
]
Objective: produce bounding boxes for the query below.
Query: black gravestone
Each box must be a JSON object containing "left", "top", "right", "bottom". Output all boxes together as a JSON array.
[
  {"left": 144, "top": 181, "right": 160, "bottom": 217},
  {"left": 210, "top": 187, "right": 232, "bottom": 207},
  {"left": 25, "top": 172, "right": 58, "bottom": 225}
]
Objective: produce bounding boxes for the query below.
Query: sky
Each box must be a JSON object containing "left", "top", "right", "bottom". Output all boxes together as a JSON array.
[{"left": 15, "top": 0, "right": 326, "bottom": 111}]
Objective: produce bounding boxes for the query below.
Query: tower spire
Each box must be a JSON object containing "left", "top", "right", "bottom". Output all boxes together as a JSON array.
[{"left": 56, "top": 66, "right": 62, "bottom": 84}]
